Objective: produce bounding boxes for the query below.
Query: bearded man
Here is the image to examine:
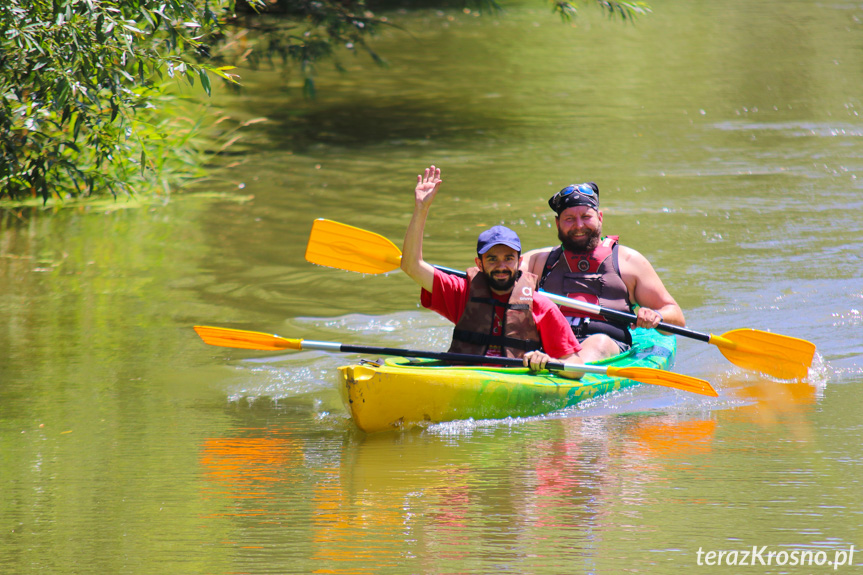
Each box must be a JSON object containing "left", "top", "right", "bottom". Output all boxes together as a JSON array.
[
  {"left": 401, "top": 166, "right": 587, "bottom": 378},
  {"left": 521, "top": 182, "right": 685, "bottom": 363}
]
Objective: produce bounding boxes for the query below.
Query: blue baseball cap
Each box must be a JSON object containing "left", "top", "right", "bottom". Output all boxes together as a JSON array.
[{"left": 476, "top": 225, "right": 522, "bottom": 255}]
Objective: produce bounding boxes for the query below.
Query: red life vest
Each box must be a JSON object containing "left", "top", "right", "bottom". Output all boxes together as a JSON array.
[
  {"left": 449, "top": 268, "right": 542, "bottom": 359},
  {"left": 537, "top": 236, "right": 633, "bottom": 344}
]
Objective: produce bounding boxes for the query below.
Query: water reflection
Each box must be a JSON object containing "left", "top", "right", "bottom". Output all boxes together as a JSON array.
[
  {"left": 631, "top": 416, "right": 716, "bottom": 456},
  {"left": 724, "top": 376, "right": 818, "bottom": 443},
  {"left": 200, "top": 430, "right": 301, "bottom": 501},
  {"left": 309, "top": 396, "right": 817, "bottom": 572},
  {"left": 193, "top": 412, "right": 743, "bottom": 573}
]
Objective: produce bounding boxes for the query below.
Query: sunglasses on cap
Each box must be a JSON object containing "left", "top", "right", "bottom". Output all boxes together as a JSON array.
[
  {"left": 548, "top": 182, "right": 599, "bottom": 214},
  {"left": 556, "top": 183, "right": 596, "bottom": 199}
]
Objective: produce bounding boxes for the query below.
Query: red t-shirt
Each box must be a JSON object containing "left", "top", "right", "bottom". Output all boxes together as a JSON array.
[{"left": 420, "top": 269, "right": 581, "bottom": 359}]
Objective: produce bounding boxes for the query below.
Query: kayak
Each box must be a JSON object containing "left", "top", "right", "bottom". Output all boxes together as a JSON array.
[{"left": 338, "top": 328, "right": 677, "bottom": 433}]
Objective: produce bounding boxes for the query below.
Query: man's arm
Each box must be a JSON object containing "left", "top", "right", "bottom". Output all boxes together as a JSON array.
[
  {"left": 618, "top": 246, "right": 685, "bottom": 329},
  {"left": 523, "top": 296, "right": 585, "bottom": 379},
  {"left": 401, "top": 165, "right": 442, "bottom": 293},
  {"left": 520, "top": 247, "right": 554, "bottom": 278}
]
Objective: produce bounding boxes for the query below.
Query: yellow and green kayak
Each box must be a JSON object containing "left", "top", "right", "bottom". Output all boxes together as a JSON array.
[{"left": 339, "top": 328, "right": 677, "bottom": 433}]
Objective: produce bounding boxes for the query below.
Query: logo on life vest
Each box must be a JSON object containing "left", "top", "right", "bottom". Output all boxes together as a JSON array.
[{"left": 577, "top": 258, "right": 591, "bottom": 272}]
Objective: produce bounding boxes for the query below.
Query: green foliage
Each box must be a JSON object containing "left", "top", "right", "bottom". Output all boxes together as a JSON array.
[
  {"left": 552, "top": 0, "right": 651, "bottom": 22},
  {"left": 0, "top": 0, "right": 244, "bottom": 202},
  {"left": 0, "top": 0, "right": 649, "bottom": 204},
  {"left": 213, "top": 0, "right": 388, "bottom": 99}
]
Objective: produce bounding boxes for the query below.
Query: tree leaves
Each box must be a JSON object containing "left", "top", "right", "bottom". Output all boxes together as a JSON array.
[
  {"left": 199, "top": 68, "right": 212, "bottom": 96},
  {"left": 0, "top": 0, "right": 241, "bottom": 202},
  {"left": 552, "top": 0, "right": 651, "bottom": 22}
]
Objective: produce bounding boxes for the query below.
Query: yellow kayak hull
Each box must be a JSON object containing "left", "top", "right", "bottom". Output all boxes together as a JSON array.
[{"left": 339, "top": 328, "right": 676, "bottom": 433}]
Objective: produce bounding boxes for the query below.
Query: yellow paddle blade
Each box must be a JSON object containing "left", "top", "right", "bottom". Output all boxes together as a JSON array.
[
  {"left": 607, "top": 366, "right": 718, "bottom": 397},
  {"left": 193, "top": 326, "right": 302, "bottom": 351},
  {"left": 710, "top": 329, "right": 816, "bottom": 380},
  {"left": 305, "top": 218, "right": 403, "bottom": 274}
]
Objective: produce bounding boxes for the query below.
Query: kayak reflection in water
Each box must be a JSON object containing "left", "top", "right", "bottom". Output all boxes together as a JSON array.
[
  {"left": 400, "top": 165, "right": 586, "bottom": 379},
  {"left": 521, "top": 182, "right": 686, "bottom": 364}
]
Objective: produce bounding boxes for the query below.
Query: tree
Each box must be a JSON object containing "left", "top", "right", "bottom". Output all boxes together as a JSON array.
[
  {"left": 0, "top": 0, "right": 648, "bottom": 204},
  {"left": 0, "top": 0, "right": 247, "bottom": 203}
]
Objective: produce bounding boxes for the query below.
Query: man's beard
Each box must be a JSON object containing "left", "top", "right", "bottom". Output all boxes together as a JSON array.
[
  {"left": 558, "top": 224, "right": 602, "bottom": 253},
  {"left": 484, "top": 268, "right": 518, "bottom": 292}
]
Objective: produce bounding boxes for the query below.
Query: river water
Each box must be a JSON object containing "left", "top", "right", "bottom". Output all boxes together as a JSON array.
[{"left": 2, "top": 1, "right": 862, "bottom": 573}]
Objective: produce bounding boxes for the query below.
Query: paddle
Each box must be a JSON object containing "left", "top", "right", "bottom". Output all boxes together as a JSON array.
[
  {"left": 304, "top": 218, "right": 465, "bottom": 277},
  {"left": 305, "top": 218, "right": 816, "bottom": 380},
  {"left": 537, "top": 291, "right": 815, "bottom": 381},
  {"left": 193, "top": 325, "right": 718, "bottom": 397}
]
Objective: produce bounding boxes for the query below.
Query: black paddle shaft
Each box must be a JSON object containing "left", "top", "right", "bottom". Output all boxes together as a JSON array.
[
  {"left": 585, "top": 306, "right": 712, "bottom": 343},
  {"left": 338, "top": 344, "right": 570, "bottom": 372},
  {"left": 432, "top": 264, "right": 711, "bottom": 343}
]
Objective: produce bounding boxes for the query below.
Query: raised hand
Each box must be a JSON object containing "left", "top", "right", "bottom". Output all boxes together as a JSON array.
[
  {"left": 402, "top": 164, "right": 443, "bottom": 292},
  {"left": 415, "top": 165, "right": 442, "bottom": 207}
]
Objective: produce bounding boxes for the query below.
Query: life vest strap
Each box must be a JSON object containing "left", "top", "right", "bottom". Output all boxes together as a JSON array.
[
  {"left": 452, "top": 329, "right": 542, "bottom": 352},
  {"left": 469, "top": 297, "right": 530, "bottom": 311}
]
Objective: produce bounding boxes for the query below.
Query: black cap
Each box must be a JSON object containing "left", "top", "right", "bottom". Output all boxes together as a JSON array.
[{"left": 548, "top": 182, "right": 600, "bottom": 215}]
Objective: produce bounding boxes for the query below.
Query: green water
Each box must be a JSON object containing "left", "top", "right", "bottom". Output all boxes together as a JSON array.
[{"left": 2, "top": 1, "right": 862, "bottom": 573}]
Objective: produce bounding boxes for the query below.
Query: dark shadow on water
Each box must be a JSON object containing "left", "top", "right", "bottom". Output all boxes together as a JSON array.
[{"left": 237, "top": 96, "right": 520, "bottom": 153}]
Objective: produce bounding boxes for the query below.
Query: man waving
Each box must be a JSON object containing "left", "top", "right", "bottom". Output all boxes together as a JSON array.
[{"left": 400, "top": 166, "right": 586, "bottom": 378}]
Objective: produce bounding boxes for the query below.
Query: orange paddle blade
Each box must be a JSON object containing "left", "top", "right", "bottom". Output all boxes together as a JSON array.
[
  {"left": 305, "top": 218, "right": 402, "bottom": 274},
  {"left": 606, "top": 366, "right": 718, "bottom": 397},
  {"left": 193, "top": 326, "right": 302, "bottom": 351},
  {"left": 710, "top": 329, "right": 816, "bottom": 380}
]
